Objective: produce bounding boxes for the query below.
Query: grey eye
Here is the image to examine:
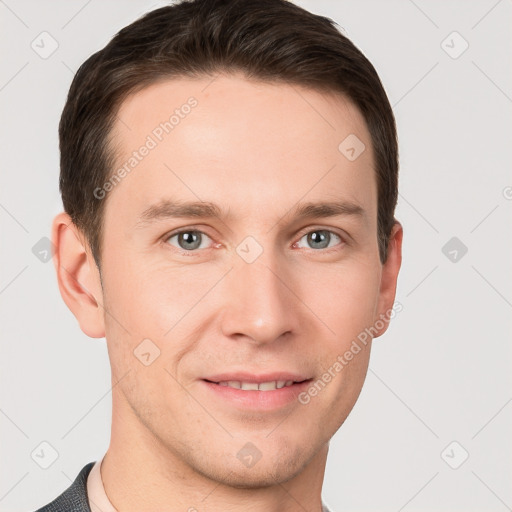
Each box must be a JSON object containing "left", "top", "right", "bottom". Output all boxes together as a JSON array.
[
  {"left": 167, "top": 230, "right": 211, "bottom": 251},
  {"left": 298, "top": 230, "right": 342, "bottom": 250}
]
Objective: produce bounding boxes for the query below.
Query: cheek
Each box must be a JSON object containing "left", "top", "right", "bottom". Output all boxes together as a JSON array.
[
  {"left": 101, "top": 248, "right": 188, "bottom": 335},
  {"left": 300, "top": 260, "right": 380, "bottom": 341},
  {"left": 100, "top": 251, "right": 227, "bottom": 376}
]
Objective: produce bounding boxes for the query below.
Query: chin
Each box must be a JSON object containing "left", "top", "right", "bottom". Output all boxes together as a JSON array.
[
  {"left": 193, "top": 440, "right": 312, "bottom": 489},
  {"left": 208, "top": 461, "right": 303, "bottom": 489}
]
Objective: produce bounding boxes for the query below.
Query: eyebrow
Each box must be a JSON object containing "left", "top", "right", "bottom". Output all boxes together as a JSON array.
[{"left": 135, "top": 198, "right": 366, "bottom": 228}]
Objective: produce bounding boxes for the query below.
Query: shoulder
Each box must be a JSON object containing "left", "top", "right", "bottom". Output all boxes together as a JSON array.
[{"left": 34, "top": 461, "right": 95, "bottom": 512}]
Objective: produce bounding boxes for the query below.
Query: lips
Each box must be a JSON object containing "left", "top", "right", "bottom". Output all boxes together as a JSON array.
[{"left": 201, "top": 373, "right": 313, "bottom": 410}]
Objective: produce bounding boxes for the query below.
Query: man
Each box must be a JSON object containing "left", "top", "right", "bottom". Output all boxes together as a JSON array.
[{"left": 37, "top": 0, "right": 402, "bottom": 510}]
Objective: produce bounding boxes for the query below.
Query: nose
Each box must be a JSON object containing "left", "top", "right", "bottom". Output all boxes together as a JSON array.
[{"left": 219, "top": 249, "right": 298, "bottom": 346}]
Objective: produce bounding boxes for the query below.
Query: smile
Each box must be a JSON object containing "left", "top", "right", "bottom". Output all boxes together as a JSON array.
[{"left": 208, "top": 379, "right": 298, "bottom": 391}]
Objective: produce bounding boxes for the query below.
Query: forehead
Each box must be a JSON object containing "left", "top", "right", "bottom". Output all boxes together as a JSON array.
[{"left": 106, "top": 74, "right": 376, "bottom": 229}]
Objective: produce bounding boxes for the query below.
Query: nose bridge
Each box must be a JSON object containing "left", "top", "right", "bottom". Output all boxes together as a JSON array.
[{"left": 220, "top": 244, "right": 296, "bottom": 344}]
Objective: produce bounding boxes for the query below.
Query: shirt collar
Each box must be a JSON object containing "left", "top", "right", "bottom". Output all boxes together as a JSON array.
[{"left": 86, "top": 455, "right": 117, "bottom": 512}]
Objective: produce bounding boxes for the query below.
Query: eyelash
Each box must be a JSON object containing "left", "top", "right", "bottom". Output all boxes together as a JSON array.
[{"left": 162, "top": 226, "right": 347, "bottom": 256}]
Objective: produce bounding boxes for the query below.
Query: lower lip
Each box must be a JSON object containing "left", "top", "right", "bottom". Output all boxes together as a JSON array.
[{"left": 201, "top": 380, "right": 312, "bottom": 410}]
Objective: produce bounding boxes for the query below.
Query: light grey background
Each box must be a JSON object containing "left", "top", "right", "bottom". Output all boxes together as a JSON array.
[{"left": 1, "top": 1, "right": 511, "bottom": 511}]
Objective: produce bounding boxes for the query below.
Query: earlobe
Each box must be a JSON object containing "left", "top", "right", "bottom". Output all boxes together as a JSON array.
[
  {"left": 51, "top": 212, "right": 105, "bottom": 338},
  {"left": 373, "top": 220, "right": 403, "bottom": 338}
]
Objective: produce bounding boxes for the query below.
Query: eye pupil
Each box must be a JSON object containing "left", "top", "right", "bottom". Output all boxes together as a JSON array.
[
  {"left": 179, "top": 231, "right": 201, "bottom": 250},
  {"left": 308, "top": 230, "right": 330, "bottom": 249}
]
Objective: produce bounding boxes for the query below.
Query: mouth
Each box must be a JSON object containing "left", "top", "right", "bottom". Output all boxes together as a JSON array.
[
  {"left": 200, "top": 373, "right": 313, "bottom": 410},
  {"left": 203, "top": 378, "right": 310, "bottom": 391}
]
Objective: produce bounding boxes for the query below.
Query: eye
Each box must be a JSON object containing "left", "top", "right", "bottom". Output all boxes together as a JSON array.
[
  {"left": 163, "top": 227, "right": 346, "bottom": 256},
  {"left": 294, "top": 229, "right": 345, "bottom": 251},
  {"left": 165, "top": 229, "right": 213, "bottom": 252}
]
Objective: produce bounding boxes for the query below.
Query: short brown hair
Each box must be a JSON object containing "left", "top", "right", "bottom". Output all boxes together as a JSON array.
[{"left": 59, "top": 0, "right": 399, "bottom": 269}]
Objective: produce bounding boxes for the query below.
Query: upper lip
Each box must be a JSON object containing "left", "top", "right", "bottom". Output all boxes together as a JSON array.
[{"left": 203, "top": 372, "right": 312, "bottom": 383}]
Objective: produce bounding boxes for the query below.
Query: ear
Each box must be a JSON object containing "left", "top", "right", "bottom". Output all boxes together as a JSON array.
[
  {"left": 373, "top": 220, "right": 403, "bottom": 338},
  {"left": 51, "top": 212, "right": 105, "bottom": 338}
]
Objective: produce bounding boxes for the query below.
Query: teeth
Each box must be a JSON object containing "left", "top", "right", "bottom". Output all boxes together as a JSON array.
[
  {"left": 241, "top": 382, "right": 259, "bottom": 391},
  {"left": 216, "top": 380, "right": 297, "bottom": 391},
  {"left": 258, "top": 381, "right": 277, "bottom": 391}
]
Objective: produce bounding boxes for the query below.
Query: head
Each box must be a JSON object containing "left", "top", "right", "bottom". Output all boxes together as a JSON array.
[{"left": 53, "top": 0, "right": 402, "bottom": 489}]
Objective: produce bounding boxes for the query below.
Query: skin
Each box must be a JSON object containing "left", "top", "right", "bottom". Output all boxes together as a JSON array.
[{"left": 53, "top": 73, "right": 402, "bottom": 512}]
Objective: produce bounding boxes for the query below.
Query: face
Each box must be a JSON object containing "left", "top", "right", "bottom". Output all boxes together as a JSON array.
[{"left": 96, "top": 74, "right": 398, "bottom": 487}]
